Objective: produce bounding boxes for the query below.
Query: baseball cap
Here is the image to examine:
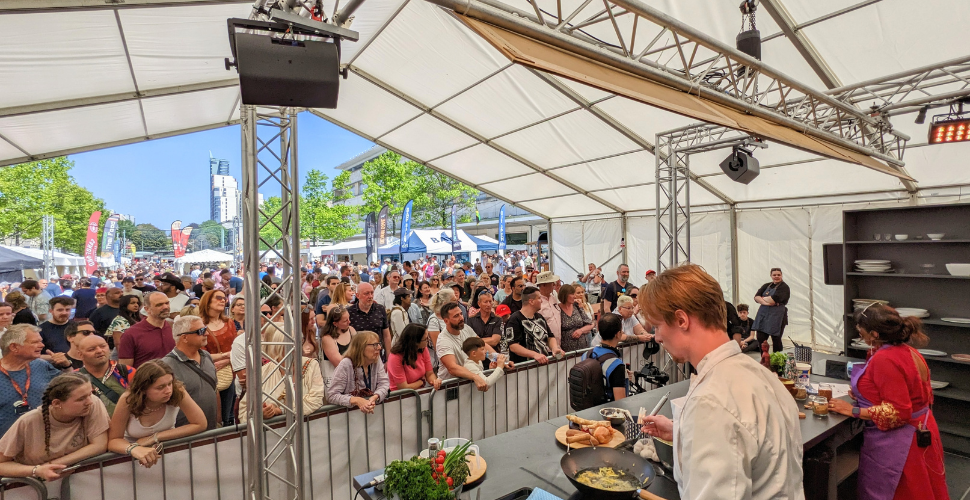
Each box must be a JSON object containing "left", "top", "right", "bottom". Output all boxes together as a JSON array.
[
  {"left": 61, "top": 274, "right": 73, "bottom": 280},
  {"left": 645, "top": 270, "right": 656, "bottom": 277},
  {"left": 495, "top": 304, "right": 511, "bottom": 316}
]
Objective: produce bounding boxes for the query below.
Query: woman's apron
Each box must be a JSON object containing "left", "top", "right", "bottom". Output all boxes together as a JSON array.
[
  {"left": 851, "top": 346, "right": 929, "bottom": 500},
  {"left": 751, "top": 284, "right": 787, "bottom": 336}
]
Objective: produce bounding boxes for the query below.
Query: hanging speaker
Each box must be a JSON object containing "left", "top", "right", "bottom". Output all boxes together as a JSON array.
[
  {"left": 736, "top": 29, "right": 761, "bottom": 60},
  {"left": 719, "top": 149, "right": 760, "bottom": 184},
  {"left": 233, "top": 32, "right": 340, "bottom": 108}
]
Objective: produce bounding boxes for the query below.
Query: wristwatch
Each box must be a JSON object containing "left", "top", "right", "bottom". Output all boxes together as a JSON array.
[{"left": 852, "top": 406, "right": 861, "bottom": 417}]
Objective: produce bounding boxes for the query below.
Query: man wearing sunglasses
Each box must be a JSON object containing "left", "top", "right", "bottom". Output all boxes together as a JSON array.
[
  {"left": 63, "top": 320, "right": 96, "bottom": 370},
  {"left": 162, "top": 315, "right": 218, "bottom": 430},
  {"left": 133, "top": 274, "right": 157, "bottom": 294}
]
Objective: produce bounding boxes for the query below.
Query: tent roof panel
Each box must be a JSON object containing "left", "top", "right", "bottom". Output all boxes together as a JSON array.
[
  {"left": 703, "top": 159, "right": 904, "bottom": 202},
  {"left": 380, "top": 113, "right": 478, "bottom": 162},
  {"left": 0, "top": 101, "right": 144, "bottom": 155},
  {"left": 552, "top": 75, "right": 614, "bottom": 103},
  {"left": 0, "top": 138, "right": 24, "bottom": 163},
  {"left": 479, "top": 173, "right": 576, "bottom": 201},
  {"left": 353, "top": 0, "right": 509, "bottom": 107},
  {"left": 492, "top": 110, "right": 641, "bottom": 169},
  {"left": 142, "top": 86, "right": 238, "bottom": 136},
  {"left": 316, "top": 72, "right": 423, "bottom": 138},
  {"left": 0, "top": 10, "right": 134, "bottom": 109},
  {"left": 431, "top": 144, "right": 536, "bottom": 185},
  {"left": 120, "top": 4, "right": 250, "bottom": 91},
  {"left": 520, "top": 194, "right": 612, "bottom": 218},
  {"left": 591, "top": 97, "right": 696, "bottom": 144},
  {"left": 594, "top": 185, "right": 658, "bottom": 212},
  {"left": 339, "top": 0, "right": 408, "bottom": 64},
  {"left": 550, "top": 150, "right": 655, "bottom": 191},
  {"left": 435, "top": 65, "right": 579, "bottom": 139}
]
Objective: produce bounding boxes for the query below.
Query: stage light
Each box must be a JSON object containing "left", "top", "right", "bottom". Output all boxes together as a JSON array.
[
  {"left": 928, "top": 117, "right": 970, "bottom": 145},
  {"left": 915, "top": 106, "right": 928, "bottom": 124}
]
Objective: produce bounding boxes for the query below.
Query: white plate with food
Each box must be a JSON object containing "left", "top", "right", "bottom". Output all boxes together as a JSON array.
[
  {"left": 941, "top": 318, "right": 970, "bottom": 324},
  {"left": 918, "top": 349, "right": 948, "bottom": 357}
]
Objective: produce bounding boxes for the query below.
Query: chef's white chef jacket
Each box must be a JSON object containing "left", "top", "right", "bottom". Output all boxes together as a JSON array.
[{"left": 673, "top": 340, "right": 805, "bottom": 500}]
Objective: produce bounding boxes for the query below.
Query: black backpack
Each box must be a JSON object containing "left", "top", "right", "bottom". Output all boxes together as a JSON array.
[{"left": 568, "top": 351, "right": 620, "bottom": 411}]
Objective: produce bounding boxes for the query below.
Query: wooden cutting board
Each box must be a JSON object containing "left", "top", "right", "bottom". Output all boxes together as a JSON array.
[
  {"left": 465, "top": 455, "right": 487, "bottom": 484},
  {"left": 555, "top": 424, "right": 625, "bottom": 448}
]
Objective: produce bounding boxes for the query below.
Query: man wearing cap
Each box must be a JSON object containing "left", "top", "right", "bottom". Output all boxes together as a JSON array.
[
  {"left": 57, "top": 274, "right": 75, "bottom": 298},
  {"left": 448, "top": 282, "right": 469, "bottom": 319},
  {"left": 157, "top": 272, "right": 190, "bottom": 317},
  {"left": 121, "top": 277, "right": 144, "bottom": 300},
  {"left": 535, "top": 271, "right": 563, "bottom": 345},
  {"left": 73, "top": 278, "right": 98, "bottom": 319},
  {"left": 645, "top": 270, "right": 657, "bottom": 283},
  {"left": 388, "top": 287, "right": 412, "bottom": 345}
]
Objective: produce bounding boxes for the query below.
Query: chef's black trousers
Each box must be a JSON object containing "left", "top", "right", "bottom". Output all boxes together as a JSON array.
[{"left": 757, "top": 328, "right": 784, "bottom": 353}]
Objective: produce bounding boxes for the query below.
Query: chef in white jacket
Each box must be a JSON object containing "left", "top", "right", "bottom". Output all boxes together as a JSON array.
[{"left": 639, "top": 264, "right": 804, "bottom": 500}]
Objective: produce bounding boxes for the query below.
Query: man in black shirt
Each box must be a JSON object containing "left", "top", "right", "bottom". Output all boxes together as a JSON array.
[
  {"left": 500, "top": 276, "right": 526, "bottom": 315},
  {"left": 483, "top": 262, "right": 500, "bottom": 289},
  {"left": 585, "top": 313, "right": 628, "bottom": 402},
  {"left": 600, "top": 263, "right": 631, "bottom": 314},
  {"left": 89, "top": 288, "right": 122, "bottom": 339},
  {"left": 72, "top": 279, "right": 98, "bottom": 319},
  {"left": 133, "top": 274, "right": 157, "bottom": 293},
  {"left": 347, "top": 283, "right": 391, "bottom": 357},
  {"left": 734, "top": 303, "right": 759, "bottom": 352},
  {"left": 503, "top": 286, "right": 564, "bottom": 364},
  {"left": 39, "top": 296, "right": 74, "bottom": 353}
]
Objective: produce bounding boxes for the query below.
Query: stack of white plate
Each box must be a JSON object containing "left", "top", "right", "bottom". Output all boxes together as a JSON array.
[
  {"left": 854, "top": 259, "right": 893, "bottom": 272},
  {"left": 895, "top": 307, "right": 929, "bottom": 318},
  {"left": 852, "top": 298, "right": 889, "bottom": 311},
  {"left": 850, "top": 338, "right": 870, "bottom": 349}
]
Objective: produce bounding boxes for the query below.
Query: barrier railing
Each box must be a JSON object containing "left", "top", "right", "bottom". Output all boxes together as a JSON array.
[
  {"left": 0, "top": 341, "right": 668, "bottom": 500},
  {"left": 1, "top": 389, "right": 425, "bottom": 500},
  {"left": 425, "top": 340, "right": 657, "bottom": 442}
]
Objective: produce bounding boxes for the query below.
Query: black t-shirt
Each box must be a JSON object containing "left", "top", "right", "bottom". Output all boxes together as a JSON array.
[
  {"left": 486, "top": 273, "right": 499, "bottom": 288},
  {"left": 725, "top": 301, "right": 743, "bottom": 337},
  {"left": 73, "top": 288, "right": 98, "bottom": 319},
  {"left": 755, "top": 281, "right": 791, "bottom": 306},
  {"left": 39, "top": 321, "right": 71, "bottom": 353},
  {"left": 12, "top": 308, "right": 36, "bottom": 326},
  {"left": 601, "top": 281, "right": 631, "bottom": 312},
  {"left": 134, "top": 284, "right": 157, "bottom": 293},
  {"left": 89, "top": 305, "right": 120, "bottom": 335},
  {"left": 589, "top": 345, "right": 626, "bottom": 398},
  {"left": 501, "top": 295, "right": 522, "bottom": 315},
  {"left": 191, "top": 284, "right": 204, "bottom": 298},
  {"left": 503, "top": 311, "right": 552, "bottom": 363}
]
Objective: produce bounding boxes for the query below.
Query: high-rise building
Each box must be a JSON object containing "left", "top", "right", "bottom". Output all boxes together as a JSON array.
[
  {"left": 210, "top": 154, "right": 229, "bottom": 177},
  {"left": 211, "top": 175, "right": 239, "bottom": 223}
]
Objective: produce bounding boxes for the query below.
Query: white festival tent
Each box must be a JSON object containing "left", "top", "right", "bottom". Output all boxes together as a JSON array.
[
  {"left": 380, "top": 229, "right": 498, "bottom": 254},
  {"left": 175, "top": 248, "right": 234, "bottom": 264},
  {"left": 2, "top": 0, "right": 970, "bottom": 351}
]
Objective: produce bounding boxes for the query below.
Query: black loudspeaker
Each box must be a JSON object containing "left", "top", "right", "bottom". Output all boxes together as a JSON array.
[
  {"left": 234, "top": 32, "right": 340, "bottom": 108},
  {"left": 719, "top": 149, "right": 760, "bottom": 184},
  {"left": 822, "top": 243, "right": 844, "bottom": 285},
  {"left": 736, "top": 29, "right": 761, "bottom": 60}
]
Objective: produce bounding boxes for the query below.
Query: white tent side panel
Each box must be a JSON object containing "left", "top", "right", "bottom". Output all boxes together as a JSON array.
[{"left": 550, "top": 221, "right": 584, "bottom": 280}]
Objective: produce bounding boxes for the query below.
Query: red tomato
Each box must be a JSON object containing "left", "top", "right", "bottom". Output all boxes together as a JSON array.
[
  {"left": 435, "top": 456, "right": 445, "bottom": 465},
  {"left": 446, "top": 477, "right": 454, "bottom": 487},
  {"left": 437, "top": 450, "right": 447, "bottom": 458},
  {"left": 436, "top": 464, "right": 444, "bottom": 473}
]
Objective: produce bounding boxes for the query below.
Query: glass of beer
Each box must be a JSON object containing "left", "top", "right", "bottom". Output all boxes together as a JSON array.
[{"left": 818, "top": 384, "right": 833, "bottom": 400}]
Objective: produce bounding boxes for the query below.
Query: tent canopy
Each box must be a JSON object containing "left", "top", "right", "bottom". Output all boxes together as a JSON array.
[
  {"left": 175, "top": 248, "right": 233, "bottom": 264},
  {"left": 0, "top": 246, "right": 85, "bottom": 267},
  {"left": 0, "top": 246, "right": 43, "bottom": 273}
]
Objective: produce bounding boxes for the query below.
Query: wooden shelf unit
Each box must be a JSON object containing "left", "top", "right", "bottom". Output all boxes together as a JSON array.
[{"left": 842, "top": 203, "right": 970, "bottom": 455}]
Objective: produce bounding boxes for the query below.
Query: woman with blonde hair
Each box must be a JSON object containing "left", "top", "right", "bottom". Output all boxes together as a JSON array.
[
  {"left": 107, "top": 360, "right": 207, "bottom": 468},
  {"left": 237, "top": 327, "right": 325, "bottom": 422},
  {"left": 0, "top": 373, "right": 109, "bottom": 480},
  {"left": 326, "top": 331, "right": 389, "bottom": 413},
  {"left": 330, "top": 282, "right": 352, "bottom": 309}
]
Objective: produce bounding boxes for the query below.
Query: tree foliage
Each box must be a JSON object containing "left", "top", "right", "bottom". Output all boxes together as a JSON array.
[
  {"left": 359, "top": 151, "right": 478, "bottom": 229},
  {"left": 0, "top": 157, "right": 108, "bottom": 254},
  {"left": 301, "top": 169, "right": 359, "bottom": 243},
  {"left": 189, "top": 220, "right": 225, "bottom": 251},
  {"left": 117, "top": 221, "right": 170, "bottom": 252}
]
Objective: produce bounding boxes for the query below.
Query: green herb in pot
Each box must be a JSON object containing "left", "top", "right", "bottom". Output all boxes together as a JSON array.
[{"left": 383, "top": 456, "right": 451, "bottom": 500}]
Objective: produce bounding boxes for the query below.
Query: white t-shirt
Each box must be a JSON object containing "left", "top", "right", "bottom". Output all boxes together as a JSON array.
[
  {"left": 436, "top": 326, "right": 477, "bottom": 380},
  {"left": 230, "top": 333, "right": 247, "bottom": 393},
  {"left": 168, "top": 292, "right": 190, "bottom": 313},
  {"left": 622, "top": 315, "right": 640, "bottom": 337}
]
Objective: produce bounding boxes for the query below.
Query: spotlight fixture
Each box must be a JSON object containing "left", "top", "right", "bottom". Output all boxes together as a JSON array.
[
  {"left": 927, "top": 101, "right": 970, "bottom": 144},
  {"left": 719, "top": 144, "right": 761, "bottom": 184},
  {"left": 915, "top": 106, "right": 928, "bottom": 124}
]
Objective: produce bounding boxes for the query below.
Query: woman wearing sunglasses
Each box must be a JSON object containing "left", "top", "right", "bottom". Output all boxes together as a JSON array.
[{"left": 326, "top": 331, "right": 389, "bottom": 414}]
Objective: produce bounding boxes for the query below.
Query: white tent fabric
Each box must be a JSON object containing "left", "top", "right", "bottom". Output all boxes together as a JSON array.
[
  {"left": 0, "top": 245, "right": 85, "bottom": 267},
  {"left": 175, "top": 249, "right": 233, "bottom": 264},
  {"left": 318, "top": 239, "right": 368, "bottom": 255}
]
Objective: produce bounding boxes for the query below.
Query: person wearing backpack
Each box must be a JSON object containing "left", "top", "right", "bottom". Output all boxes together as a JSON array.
[{"left": 568, "top": 313, "right": 628, "bottom": 410}]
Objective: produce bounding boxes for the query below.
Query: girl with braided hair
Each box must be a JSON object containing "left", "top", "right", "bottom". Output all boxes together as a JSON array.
[{"left": 0, "top": 372, "right": 109, "bottom": 480}]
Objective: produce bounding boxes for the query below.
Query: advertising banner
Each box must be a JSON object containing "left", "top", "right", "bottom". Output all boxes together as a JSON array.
[
  {"left": 365, "top": 212, "right": 377, "bottom": 262},
  {"left": 84, "top": 211, "right": 102, "bottom": 274},
  {"left": 450, "top": 205, "right": 459, "bottom": 253},
  {"left": 498, "top": 205, "right": 506, "bottom": 251},
  {"left": 400, "top": 200, "right": 413, "bottom": 252},
  {"left": 377, "top": 205, "right": 389, "bottom": 246},
  {"left": 100, "top": 214, "right": 119, "bottom": 259},
  {"left": 171, "top": 221, "right": 183, "bottom": 257},
  {"left": 179, "top": 227, "right": 193, "bottom": 258}
]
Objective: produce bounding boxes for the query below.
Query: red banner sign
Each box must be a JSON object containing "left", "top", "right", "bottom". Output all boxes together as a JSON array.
[
  {"left": 84, "top": 211, "right": 102, "bottom": 275},
  {"left": 171, "top": 221, "right": 183, "bottom": 258},
  {"left": 179, "top": 227, "right": 193, "bottom": 257}
]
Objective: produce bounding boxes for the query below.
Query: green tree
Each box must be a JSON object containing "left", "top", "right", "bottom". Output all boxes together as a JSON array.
[
  {"left": 189, "top": 220, "right": 225, "bottom": 251},
  {"left": 127, "top": 223, "right": 170, "bottom": 252},
  {"left": 302, "top": 169, "right": 359, "bottom": 243},
  {"left": 0, "top": 157, "right": 108, "bottom": 254},
  {"left": 359, "top": 151, "right": 479, "bottom": 230},
  {"left": 258, "top": 196, "right": 283, "bottom": 250}
]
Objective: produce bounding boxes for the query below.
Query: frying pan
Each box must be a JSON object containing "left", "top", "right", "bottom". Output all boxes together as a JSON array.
[{"left": 560, "top": 446, "right": 657, "bottom": 499}]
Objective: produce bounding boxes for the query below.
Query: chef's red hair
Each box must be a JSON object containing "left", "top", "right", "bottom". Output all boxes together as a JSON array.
[{"left": 640, "top": 263, "right": 727, "bottom": 332}]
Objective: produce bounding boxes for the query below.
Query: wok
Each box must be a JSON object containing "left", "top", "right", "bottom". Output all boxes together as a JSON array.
[{"left": 560, "top": 446, "right": 657, "bottom": 499}]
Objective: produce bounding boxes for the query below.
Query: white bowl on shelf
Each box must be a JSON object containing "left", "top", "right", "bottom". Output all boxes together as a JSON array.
[
  {"left": 894, "top": 234, "right": 909, "bottom": 241},
  {"left": 945, "top": 263, "right": 970, "bottom": 277},
  {"left": 927, "top": 233, "right": 945, "bottom": 241}
]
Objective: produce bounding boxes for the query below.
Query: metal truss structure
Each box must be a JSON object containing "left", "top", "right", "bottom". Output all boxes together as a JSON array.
[
  {"left": 41, "top": 215, "right": 56, "bottom": 280},
  {"left": 240, "top": 106, "right": 305, "bottom": 500},
  {"left": 429, "top": 0, "right": 910, "bottom": 169}
]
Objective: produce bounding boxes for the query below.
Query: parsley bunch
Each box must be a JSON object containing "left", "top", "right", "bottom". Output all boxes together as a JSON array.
[{"left": 383, "top": 457, "right": 452, "bottom": 500}]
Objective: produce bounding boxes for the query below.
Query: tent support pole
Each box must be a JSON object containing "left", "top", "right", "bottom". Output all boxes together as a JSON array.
[
  {"left": 620, "top": 214, "right": 628, "bottom": 266},
  {"left": 729, "top": 205, "right": 739, "bottom": 304}
]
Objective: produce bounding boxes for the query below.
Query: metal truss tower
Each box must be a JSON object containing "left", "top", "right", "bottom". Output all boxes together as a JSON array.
[
  {"left": 41, "top": 215, "right": 56, "bottom": 279},
  {"left": 241, "top": 106, "right": 305, "bottom": 500}
]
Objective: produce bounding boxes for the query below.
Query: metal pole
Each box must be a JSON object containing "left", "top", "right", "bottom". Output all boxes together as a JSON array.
[
  {"left": 42, "top": 215, "right": 56, "bottom": 280},
  {"left": 729, "top": 205, "right": 740, "bottom": 304}
]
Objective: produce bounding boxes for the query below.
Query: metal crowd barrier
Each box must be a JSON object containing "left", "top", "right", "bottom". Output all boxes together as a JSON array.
[
  {"left": 0, "top": 341, "right": 668, "bottom": 500},
  {"left": 425, "top": 340, "right": 656, "bottom": 442}
]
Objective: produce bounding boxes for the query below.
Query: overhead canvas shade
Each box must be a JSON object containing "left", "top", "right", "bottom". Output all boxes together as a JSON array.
[{"left": 455, "top": 15, "right": 913, "bottom": 181}]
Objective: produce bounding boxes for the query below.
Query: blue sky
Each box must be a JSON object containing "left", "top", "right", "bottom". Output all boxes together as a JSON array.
[{"left": 68, "top": 112, "right": 374, "bottom": 228}]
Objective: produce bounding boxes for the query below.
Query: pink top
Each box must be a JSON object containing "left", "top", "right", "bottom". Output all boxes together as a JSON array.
[{"left": 386, "top": 349, "right": 433, "bottom": 390}]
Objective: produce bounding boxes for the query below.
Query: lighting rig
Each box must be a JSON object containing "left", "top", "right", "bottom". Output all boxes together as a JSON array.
[
  {"left": 225, "top": 0, "right": 360, "bottom": 109},
  {"left": 927, "top": 100, "right": 970, "bottom": 145}
]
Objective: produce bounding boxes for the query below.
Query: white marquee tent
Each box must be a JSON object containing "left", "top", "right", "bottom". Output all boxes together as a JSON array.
[
  {"left": 2, "top": 0, "right": 970, "bottom": 350},
  {"left": 175, "top": 248, "right": 234, "bottom": 264}
]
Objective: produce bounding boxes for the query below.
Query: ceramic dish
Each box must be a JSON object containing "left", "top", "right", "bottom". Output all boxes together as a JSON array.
[
  {"left": 918, "top": 349, "right": 947, "bottom": 357},
  {"left": 894, "top": 234, "right": 909, "bottom": 240},
  {"left": 952, "top": 354, "right": 970, "bottom": 362},
  {"left": 930, "top": 381, "right": 950, "bottom": 389},
  {"left": 945, "top": 263, "right": 970, "bottom": 277},
  {"left": 941, "top": 318, "right": 970, "bottom": 324},
  {"left": 927, "top": 233, "right": 945, "bottom": 240}
]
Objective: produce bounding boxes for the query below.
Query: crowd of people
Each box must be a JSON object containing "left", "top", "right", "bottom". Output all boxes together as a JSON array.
[{"left": 0, "top": 253, "right": 949, "bottom": 499}]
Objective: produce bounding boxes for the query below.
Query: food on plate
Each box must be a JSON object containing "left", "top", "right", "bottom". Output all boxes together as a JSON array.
[
  {"left": 566, "top": 429, "right": 596, "bottom": 445},
  {"left": 566, "top": 414, "right": 613, "bottom": 428},
  {"left": 592, "top": 426, "right": 613, "bottom": 444},
  {"left": 574, "top": 466, "right": 641, "bottom": 492}
]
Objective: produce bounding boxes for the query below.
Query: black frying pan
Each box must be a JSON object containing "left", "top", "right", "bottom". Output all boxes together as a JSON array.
[{"left": 560, "top": 446, "right": 657, "bottom": 499}]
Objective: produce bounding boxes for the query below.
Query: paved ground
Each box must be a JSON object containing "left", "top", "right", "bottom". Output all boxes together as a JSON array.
[{"left": 946, "top": 452, "right": 970, "bottom": 500}]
